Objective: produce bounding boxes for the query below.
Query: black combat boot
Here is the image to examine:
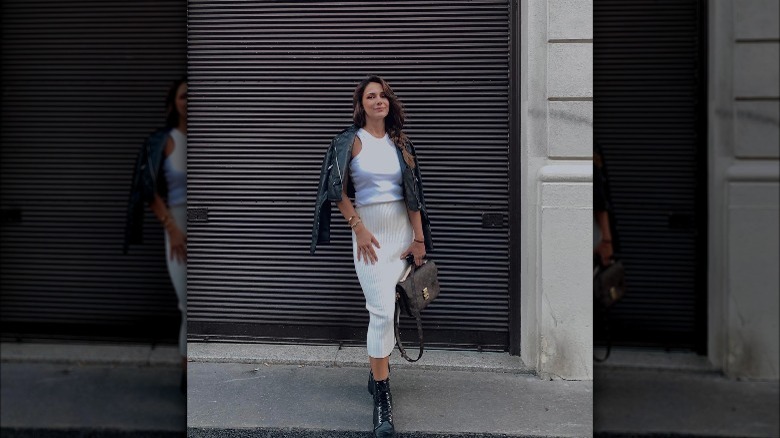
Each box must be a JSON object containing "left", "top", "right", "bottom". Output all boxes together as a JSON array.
[
  {"left": 368, "top": 362, "right": 391, "bottom": 395},
  {"left": 372, "top": 378, "right": 395, "bottom": 437}
]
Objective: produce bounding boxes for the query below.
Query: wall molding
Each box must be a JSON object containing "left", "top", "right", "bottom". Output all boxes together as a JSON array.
[
  {"left": 538, "top": 163, "right": 592, "bottom": 182},
  {"left": 726, "top": 161, "right": 780, "bottom": 181}
]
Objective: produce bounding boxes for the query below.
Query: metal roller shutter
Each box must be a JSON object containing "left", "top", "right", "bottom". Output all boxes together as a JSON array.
[
  {"left": 0, "top": 1, "right": 187, "bottom": 341},
  {"left": 187, "top": 0, "right": 513, "bottom": 350},
  {"left": 594, "top": 0, "right": 707, "bottom": 351}
]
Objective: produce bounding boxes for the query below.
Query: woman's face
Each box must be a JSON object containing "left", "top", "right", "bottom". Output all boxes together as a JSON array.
[
  {"left": 175, "top": 82, "right": 188, "bottom": 119},
  {"left": 361, "top": 82, "right": 389, "bottom": 122}
]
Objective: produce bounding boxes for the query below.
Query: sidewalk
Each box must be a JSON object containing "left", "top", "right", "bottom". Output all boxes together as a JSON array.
[
  {"left": 6, "top": 342, "right": 774, "bottom": 437},
  {"left": 186, "top": 343, "right": 593, "bottom": 438},
  {"left": 593, "top": 348, "right": 780, "bottom": 438},
  {"left": 0, "top": 342, "right": 186, "bottom": 437}
]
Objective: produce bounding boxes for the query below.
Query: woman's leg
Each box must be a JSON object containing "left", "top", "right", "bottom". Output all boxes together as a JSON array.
[
  {"left": 165, "top": 206, "right": 188, "bottom": 394},
  {"left": 370, "top": 356, "right": 390, "bottom": 380},
  {"left": 353, "top": 202, "right": 409, "bottom": 437},
  {"left": 353, "top": 202, "right": 409, "bottom": 361},
  {"left": 165, "top": 205, "right": 187, "bottom": 362}
]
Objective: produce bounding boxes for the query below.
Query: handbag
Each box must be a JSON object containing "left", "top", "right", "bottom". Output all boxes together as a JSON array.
[
  {"left": 593, "top": 258, "right": 625, "bottom": 362},
  {"left": 593, "top": 259, "right": 626, "bottom": 309},
  {"left": 394, "top": 256, "right": 440, "bottom": 362}
]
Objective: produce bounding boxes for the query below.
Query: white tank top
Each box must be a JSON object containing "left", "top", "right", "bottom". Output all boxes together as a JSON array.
[
  {"left": 163, "top": 128, "right": 187, "bottom": 207},
  {"left": 350, "top": 128, "right": 403, "bottom": 207}
]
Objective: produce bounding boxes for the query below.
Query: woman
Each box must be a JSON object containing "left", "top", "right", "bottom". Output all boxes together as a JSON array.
[
  {"left": 154, "top": 78, "right": 188, "bottom": 390},
  {"left": 124, "top": 77, "right": 188, "bottom": 392},
  {"left": 311, "top": 75, "right": 433, "bottom": 437}
]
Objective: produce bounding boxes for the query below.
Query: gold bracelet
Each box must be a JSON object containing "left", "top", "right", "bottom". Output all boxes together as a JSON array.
[
  {"left": 347, "top": 215, "right": 357, "bottom": 226},
  {"left": 350, "top": 219, "right": 362, "bottom": 229}
]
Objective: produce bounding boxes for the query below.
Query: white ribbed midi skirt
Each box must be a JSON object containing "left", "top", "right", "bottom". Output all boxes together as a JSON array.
[
  {"left": 353, "top": 200, "right": 414, "bottom": 358},
  {"left": 164, "top": 204, "right": 187, "bottom": 357}
]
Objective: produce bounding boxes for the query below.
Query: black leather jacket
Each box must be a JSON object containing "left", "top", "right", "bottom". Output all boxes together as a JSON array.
[
  {"left": 310, "top": 124, "right": 433, "bottom": 254},
  {"left": 123, "top": 128, "right": 171, "bottom": 254}
]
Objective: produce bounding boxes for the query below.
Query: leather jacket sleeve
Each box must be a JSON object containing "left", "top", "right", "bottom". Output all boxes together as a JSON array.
[
  {"left": 123, "top": 129, "right": 169, "bottom": 254},
  {"left": 408, "top": 140, "right": 433, "bottom": 251},
  {"left": 123, "top": 147, "right": 147, "bottom": 254},
  {"left": 141, "top": 131, "right": 169, "bottom": 204},
  {"left": 310, "top": 140, "right": 335, "bottom": 254}
]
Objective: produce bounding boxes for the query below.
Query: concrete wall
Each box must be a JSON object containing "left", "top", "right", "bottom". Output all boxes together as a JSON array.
[
  {"left": 709, "top": 0, "right": 780, "bottom": 379},
  {"left": 521, "top": 0, "right": 593, "bottom": 380}
]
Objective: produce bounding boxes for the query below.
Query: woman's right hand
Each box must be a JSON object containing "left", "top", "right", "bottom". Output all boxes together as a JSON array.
[
  {"left": 168, "top": 225, "right": 187, "bottom": 263},
  {"left": 355, "top": 224, "right": 381, "bottom": 265},
  {"left": 596, "top": 240, "right": 613, "bottom": 266}
]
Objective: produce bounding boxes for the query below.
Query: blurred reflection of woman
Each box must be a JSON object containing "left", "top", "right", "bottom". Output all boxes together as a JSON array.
[
  {"left": 155, "top": 78, "right": 188, "bottom": 388},
  {"left": 124, "top": 77, "right": 188, "bottom": 393}
]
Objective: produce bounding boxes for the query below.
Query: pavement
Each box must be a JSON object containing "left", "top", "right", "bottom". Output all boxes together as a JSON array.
[
  {"left": 186, "top": 343, "right": 593, "bottom": 438},
  {"left": 3, "top": 342, "right": 777, "bottom": 438},
  {"left": 593, "top": 347, "right": 780, "bottom": 438},
  {"left": 0, "top": 342, "right": 186, "bottom": 437}
]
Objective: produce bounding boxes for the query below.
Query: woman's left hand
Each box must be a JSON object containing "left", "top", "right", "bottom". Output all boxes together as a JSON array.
[{"left": 401, "top": 241, "right": 426, "bottom": 266}]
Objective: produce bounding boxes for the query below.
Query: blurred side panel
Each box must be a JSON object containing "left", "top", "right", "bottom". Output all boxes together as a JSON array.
[
  {"left": 0, "top": 0, "right": 187, "bottom": 342},
  {"left": 594, "top": 0, "right": 708, "bottom": 351},
  {"left": 709, "top": 0, "right": 779, "bottom": 379}
]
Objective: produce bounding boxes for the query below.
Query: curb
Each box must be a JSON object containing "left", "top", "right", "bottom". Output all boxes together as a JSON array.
[
  {"left": 0, "top": 342, "right": 181, "bottom": 367},
  {"left": 594, "top": 432, "right": 759, "bottom": 438},
  {"left": 187, "top": 427, "right": 571, "bottom": 438},
  {"left": 0, "top": 428, "right": 183, "bottom": 438},
  {"left": 186, "top": 343, "right": 535, "bottom": 375}
]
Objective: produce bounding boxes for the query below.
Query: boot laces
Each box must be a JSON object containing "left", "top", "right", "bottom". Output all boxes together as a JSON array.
[{"left": 376, "top": 382, "right": 393, "bottom": 423}]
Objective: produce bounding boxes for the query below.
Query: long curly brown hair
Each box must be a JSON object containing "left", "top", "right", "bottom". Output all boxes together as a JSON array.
[
  {"left": 352, "top": 75, "right": 415, "bottom": 168},
  {"left": 165, "top": 76, "right": 187, "bottom": 129}
]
